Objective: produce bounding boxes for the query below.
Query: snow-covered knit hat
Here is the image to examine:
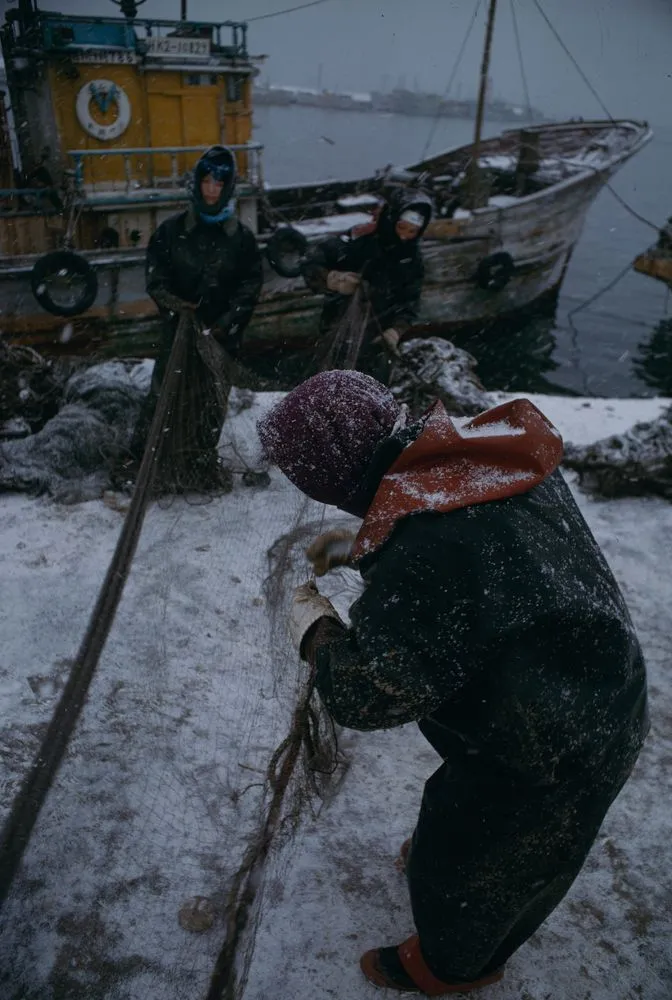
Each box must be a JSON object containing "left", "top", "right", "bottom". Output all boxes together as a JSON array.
[
  {"left": 399, "top": 209, "right": 425, "bottom": 228},
  {"left": 257, "top": 370, "right": 401, "bottom": 509}
]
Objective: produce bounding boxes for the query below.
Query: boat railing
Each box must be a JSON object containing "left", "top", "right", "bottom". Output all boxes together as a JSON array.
[
  {"left": 4, "top": 13, "right": 250, "bottom": 63},
  {"left": 0, "top": 188, "right": 63, "bottom": 218},
  {"left": 66, "top": 143, "right": 264, "bottom": 200}
]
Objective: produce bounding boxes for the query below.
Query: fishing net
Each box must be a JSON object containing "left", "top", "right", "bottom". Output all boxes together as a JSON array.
[
  {"left": 0, "top": 340, "right": 70, "bottom": 434},
  {"left": 0, "top": 309, "right": 493, "bottom": 997},
  {"left": 129, "top": 319, "right": 271, "bottom": 499},
  {"left": 0, "top": 360, "right": 149, "bottom": 503},
  {"left": 314, "top": 284, "right": 372, "bottom": 373},
  {"left": 0, "top": 331, "right": 358, "bottom": 998}
]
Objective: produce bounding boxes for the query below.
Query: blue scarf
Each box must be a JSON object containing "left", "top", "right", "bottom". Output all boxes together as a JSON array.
[{"left": 199, "top": 198, "right": 237, "bottom": 225}]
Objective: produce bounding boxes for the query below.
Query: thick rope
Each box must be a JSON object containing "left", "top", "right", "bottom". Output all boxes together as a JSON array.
[
  {"left": 204, "top": 675, "right": 320, "bottom": 1000},
  {"left": 0, "top": 312, "right": 192, "bottom": 908}
]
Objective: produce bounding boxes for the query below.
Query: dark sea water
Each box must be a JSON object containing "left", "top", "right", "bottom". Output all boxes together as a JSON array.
[{"left": 254, "top": 105, "right": 672, "bottom": 398}]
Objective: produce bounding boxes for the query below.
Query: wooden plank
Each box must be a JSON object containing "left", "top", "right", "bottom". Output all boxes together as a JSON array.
[
  {"left": 424, "top": 219, "right": 468, "bottom": 239},
  {"left": 633, "top": 251, "right": 672, "bottom": 286}
]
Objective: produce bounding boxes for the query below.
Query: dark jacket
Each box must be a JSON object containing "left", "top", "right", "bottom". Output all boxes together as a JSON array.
[
  {"left": 310, "top": 404, "right": 648, "bottom": 789},
  {"left": 146, "top": 207, "right": 263, "bottom": 353},
  {"left": 301, "top": 188, "right": 433, "bottom": 340},
  {"left": 305, "top": 397, "right": 648, "bottom": 982}
]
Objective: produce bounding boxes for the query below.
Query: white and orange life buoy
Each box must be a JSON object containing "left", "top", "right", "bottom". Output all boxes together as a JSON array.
[{"left": 75, "top": 79, "right": 131, "bottom": 142}]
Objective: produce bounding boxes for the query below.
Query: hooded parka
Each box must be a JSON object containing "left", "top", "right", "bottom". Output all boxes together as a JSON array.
[
  {"left": 294, "top": 395, "right": 648, "bottom": 984},
  {"left": 301, "top": 188, "right": 433, "bottom": 381},
  {"left": 132, "top": 148, "right": 263, "bottom": 486}
]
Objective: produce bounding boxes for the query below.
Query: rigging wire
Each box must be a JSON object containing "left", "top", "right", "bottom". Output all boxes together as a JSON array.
[
  {"left": 509, "top": 0, "right": 532, "bottom": 120},
  {"left": 529, "top": 0, "right": 614, "bottom": 121},
  {"left": 247, "top": 0, "right": 334, "bottom": 22},
  {"left": 605, "top": 182, "right": 661, "bottom": 233},
  {"left": 565, "top": 259, "right": 637, "bottom": 395},
  {"left": 567, "top": 258, "right": 635, "bottom": 321},
  {"left": 420, "top": 0, "right": 483, "bottom": 161}
]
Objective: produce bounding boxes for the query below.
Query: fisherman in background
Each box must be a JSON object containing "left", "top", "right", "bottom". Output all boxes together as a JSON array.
[
  {"left": 300, "top": 188, "right": 433, "bottom": 383},
  {"left": 258, "top": 369, "right": 648, "bottom": 995},
  {"left": 133, "top": 145, "right": 263, "bottom": 491}
]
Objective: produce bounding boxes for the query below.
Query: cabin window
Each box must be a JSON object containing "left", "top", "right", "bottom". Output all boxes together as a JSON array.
[
  {"left": 185, "top": 73, "right": 218, "bottom": 86},
  {"left": 226, "top": 75, "right": 244, "bottom": 103}
]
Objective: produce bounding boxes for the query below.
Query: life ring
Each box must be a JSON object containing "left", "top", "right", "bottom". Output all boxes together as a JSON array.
[
  {"left": 31, "top": 251, "right": 99, "bottom": 317},
  {"left": 475, "top": 251, "right": 514, "bottom": 292},
  {"left": 265, "top": 227, "right": 309, "bottom": 279},
  {"left": 76, "top": 79, "right": 131, "bottom": 142}
]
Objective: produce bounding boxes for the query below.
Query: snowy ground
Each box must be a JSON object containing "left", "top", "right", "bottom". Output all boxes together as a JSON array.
[{"left": 1, "top": 390, "right": 671, "bottom": 999}]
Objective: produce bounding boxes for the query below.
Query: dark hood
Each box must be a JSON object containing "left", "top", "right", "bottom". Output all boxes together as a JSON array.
[
  {"left": 191, "top": 145, "right": 237, "bottom": 218},
  {"left": 377, "top": 187, "right": 434, "bottom": 247}
]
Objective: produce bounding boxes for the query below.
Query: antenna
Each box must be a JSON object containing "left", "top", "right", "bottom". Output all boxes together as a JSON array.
[{"left": 110, "top": 0, "right": 148, "bottom": 18}]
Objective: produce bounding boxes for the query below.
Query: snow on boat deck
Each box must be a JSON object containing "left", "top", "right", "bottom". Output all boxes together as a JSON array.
[{"left": 1, "top": 391, "right": 671, "bottom": 999}]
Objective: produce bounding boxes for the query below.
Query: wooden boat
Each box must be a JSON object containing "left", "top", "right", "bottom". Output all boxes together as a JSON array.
[
  {"left": 0, "top": 0, "right": 653, "bottom": 363},
  {"left": 633, "top": 218, "right": 672, "bottom": 288}
]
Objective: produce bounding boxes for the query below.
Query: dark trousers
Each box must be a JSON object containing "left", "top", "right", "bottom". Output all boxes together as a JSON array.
[{"left": 407, "top": 722, "right": 636, "bottom": 982}]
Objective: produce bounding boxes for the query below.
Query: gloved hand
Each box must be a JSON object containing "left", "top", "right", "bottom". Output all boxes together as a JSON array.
[
  {"left": 326, "top": 270, "right": 361, "bottom": 295},
  {"left": 166, "top": 297, "right": 199, "bottom": 315},
  {"left": 203, "top": 313, "right": 242, "bottom": 354},
  {"left": 380, "top": 327, "right": 401, "bottom": 356},
  {"left": 306, "top": 529, "right": 357, "bottom": 576},
  {"left": 288, "top": 581, "right": 343, "bottom": 658}
]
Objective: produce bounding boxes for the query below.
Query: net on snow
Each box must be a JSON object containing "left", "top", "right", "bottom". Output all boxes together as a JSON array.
[{"left": 0, "top": 318, "right": 358, "bottom": 999}]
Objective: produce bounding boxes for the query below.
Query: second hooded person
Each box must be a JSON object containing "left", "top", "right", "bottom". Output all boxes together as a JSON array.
[{"left": 300, "top": 187, "right": 433, "bottom": 382}]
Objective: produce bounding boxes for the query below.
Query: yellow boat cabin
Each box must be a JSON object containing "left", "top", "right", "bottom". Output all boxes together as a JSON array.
[{"left": 0, "top": 0, "right": 263, "bottom": 258}]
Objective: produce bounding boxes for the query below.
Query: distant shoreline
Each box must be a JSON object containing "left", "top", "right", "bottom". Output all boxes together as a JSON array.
[{"left": 254, "top": 84, "right": 549, "bottom": 125}]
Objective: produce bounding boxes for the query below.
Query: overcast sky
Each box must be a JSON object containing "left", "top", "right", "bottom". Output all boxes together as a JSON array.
[{"left": 2, "top": 0, "right": 671, "bottom": 124}]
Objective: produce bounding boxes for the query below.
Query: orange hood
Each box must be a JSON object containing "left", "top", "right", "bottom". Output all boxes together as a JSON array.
[{"left": 351, "top": 398, "right": 564, "bottom": 561}]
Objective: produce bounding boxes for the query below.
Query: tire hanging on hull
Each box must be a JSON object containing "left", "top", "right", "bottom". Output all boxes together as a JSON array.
[
  {"left": 475, "top": 251, "right": 514, "bottom": 292},
  {"left": 30, "top": 251, "right": 98, "bottom": 317},
  {"left": 265, "top": 227, "right": 308, "bottom": 279}
]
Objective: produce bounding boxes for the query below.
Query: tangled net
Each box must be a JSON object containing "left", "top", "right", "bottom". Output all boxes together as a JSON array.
[{"left": 0, "top": 340, "right": 70, "bottom": 433}]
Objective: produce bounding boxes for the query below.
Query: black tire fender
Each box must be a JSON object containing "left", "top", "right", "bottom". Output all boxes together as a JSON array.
[
  {"left": 265, "top": 226, "right": 309, "bottom": 279},
  {"left": 475, "top": 251, "right": 514, "bottom": 292},
  {"left": 30, "top": 250, "right": 98, "bottom": 317}
]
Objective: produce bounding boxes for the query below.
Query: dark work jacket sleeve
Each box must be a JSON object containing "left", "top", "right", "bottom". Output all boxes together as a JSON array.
[
  {"left": 211, "top": 226, "right": 263, "bottom": 347},
  {"left": 310, "top": 516, "right": 481, "bottom": 732},
  {"left": 301, "top": 236, "right": 349, "bottom": 293},
  {"left": 146, "top": 223, "right": 190, "bottom": 313}
]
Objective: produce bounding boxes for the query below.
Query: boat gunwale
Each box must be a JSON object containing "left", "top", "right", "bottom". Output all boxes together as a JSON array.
[{"left": 0, "top": 120, "right": 654, "bottom": 277}]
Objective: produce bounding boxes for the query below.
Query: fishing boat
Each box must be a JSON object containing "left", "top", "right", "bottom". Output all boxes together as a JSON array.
[{"left": 0, "top": 0, "right": 653, "bottom": 364}]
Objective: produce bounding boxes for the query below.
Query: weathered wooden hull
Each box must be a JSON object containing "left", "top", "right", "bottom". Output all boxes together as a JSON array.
[
  {"left": 633, "top": 248, "right": 672, "bottom": 288},
  {"left": 0, "top": 236, "right": 569, "bottom": 360},
  {"left": 0, "top": 120, "right": 653, "bottom": 360}
]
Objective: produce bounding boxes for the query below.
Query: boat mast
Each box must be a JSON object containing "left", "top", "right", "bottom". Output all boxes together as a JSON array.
[{"left": 466, "top": 0, "right": 498, "bottom": 209}]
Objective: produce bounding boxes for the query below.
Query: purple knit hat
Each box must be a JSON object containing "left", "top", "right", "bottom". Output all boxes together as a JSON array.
[{"left": 257, "top": 370, "right": 401, "bottom": 508}]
